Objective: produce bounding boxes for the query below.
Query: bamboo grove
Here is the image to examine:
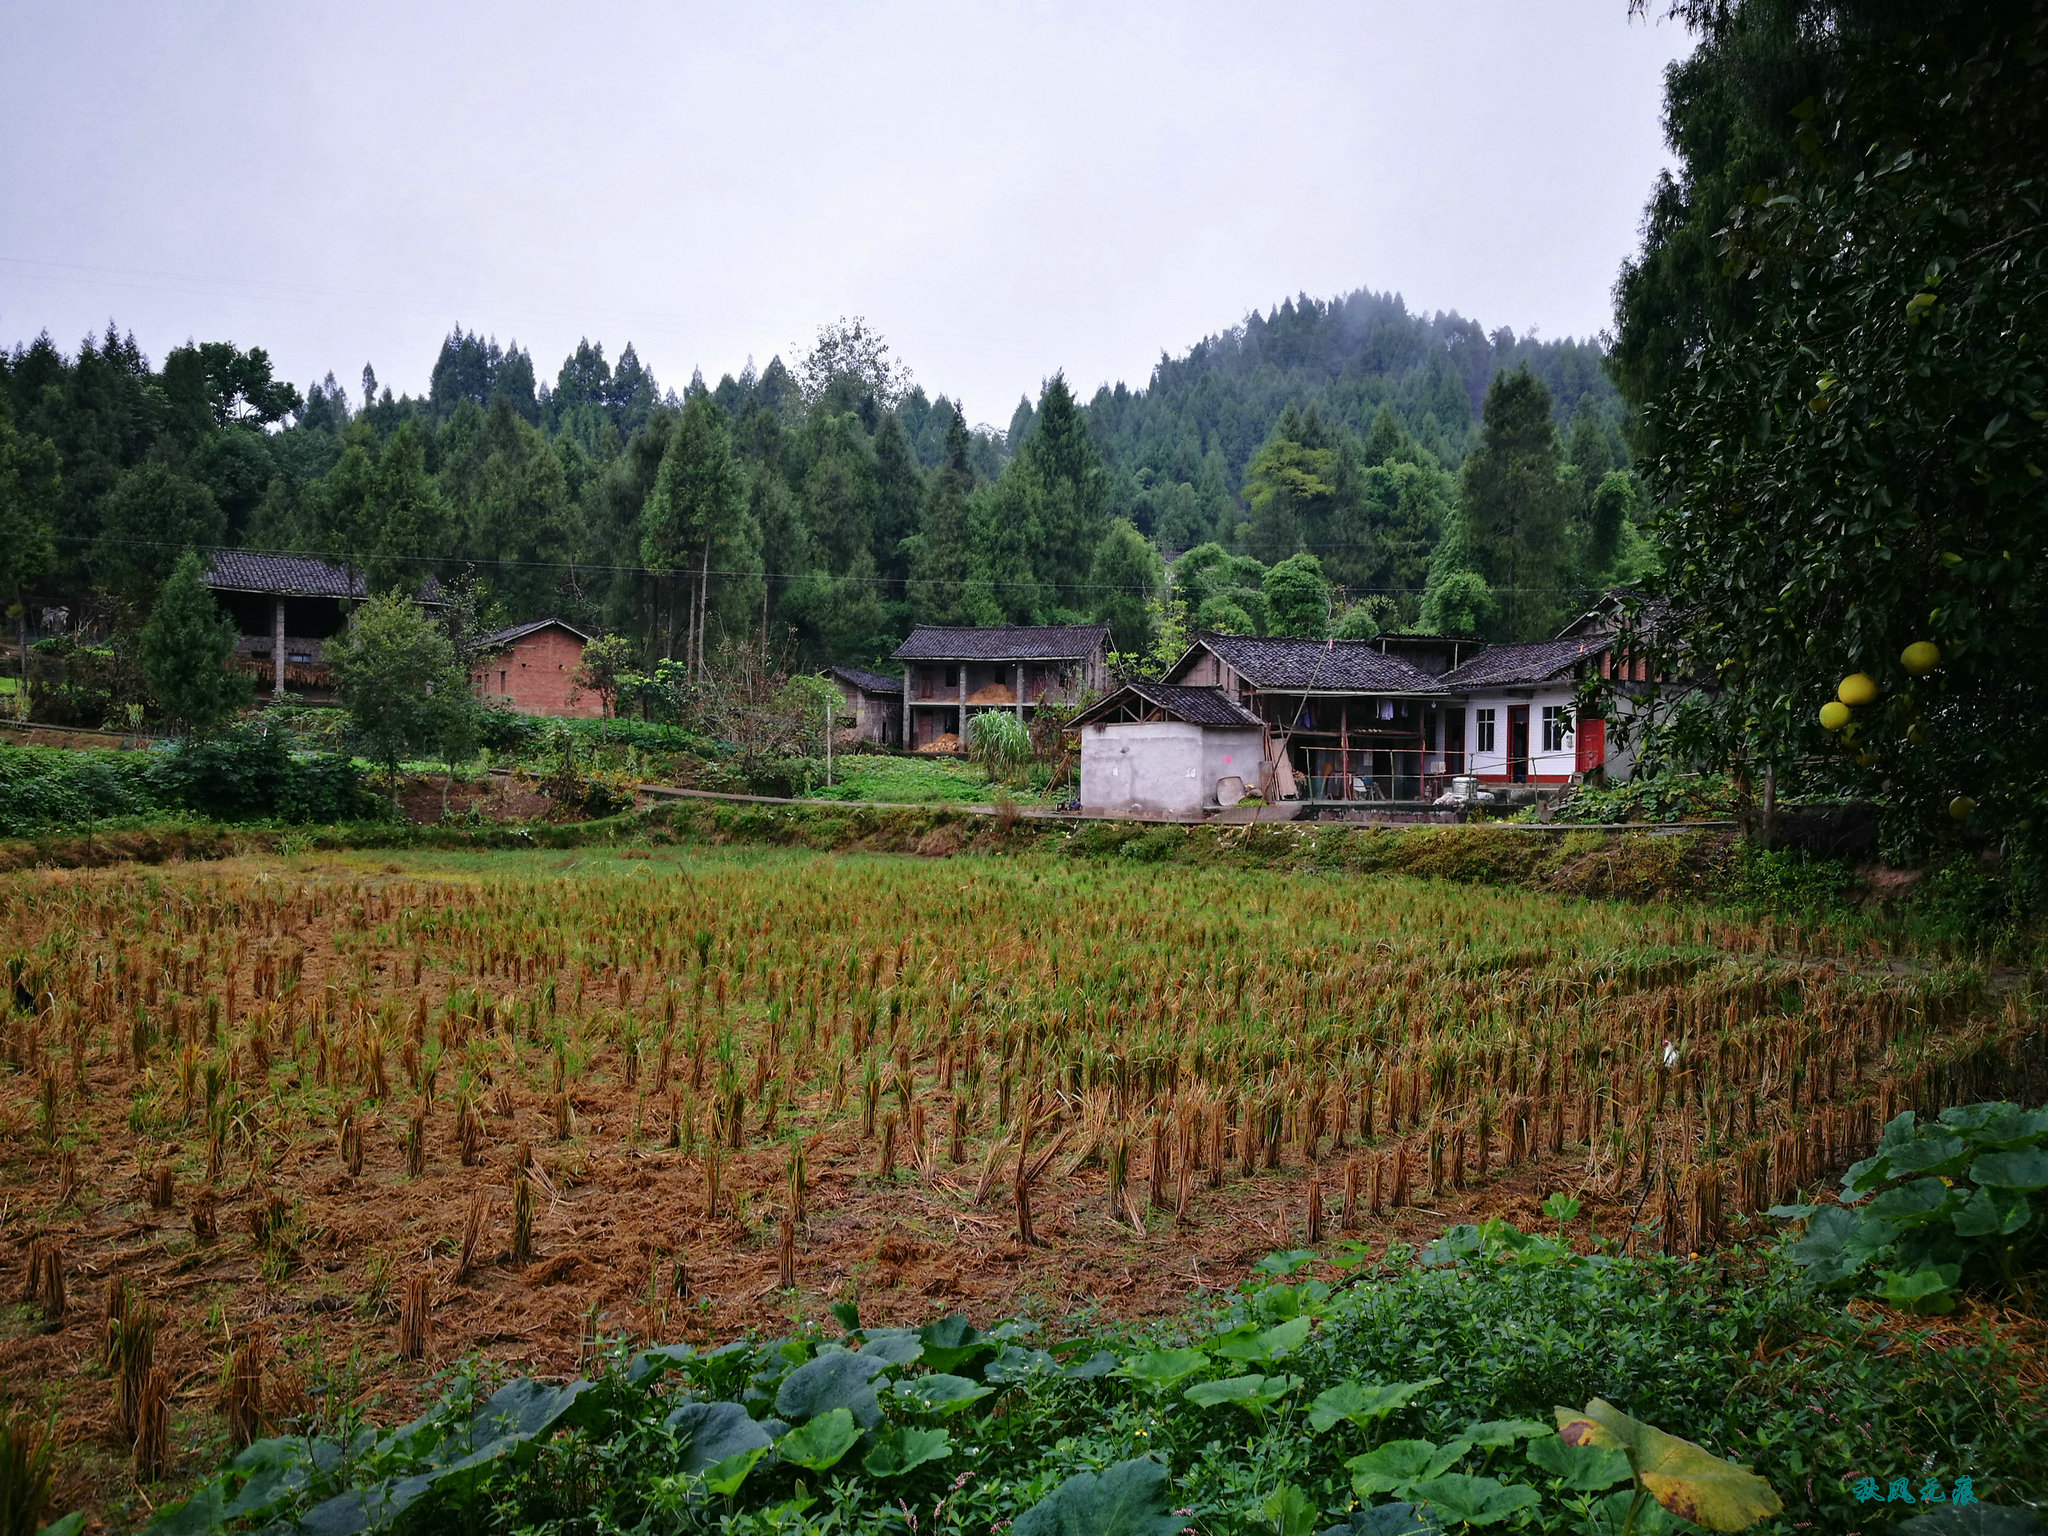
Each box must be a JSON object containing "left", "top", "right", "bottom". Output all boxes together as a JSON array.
[{"left": 2, "top": 850, "right": 2042, "bottom": 1473}]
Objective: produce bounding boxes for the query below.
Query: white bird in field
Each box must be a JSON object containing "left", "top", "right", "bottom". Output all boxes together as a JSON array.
[{"left": 1661, "top": 1037, "right": 1681, "bottom": 1070}]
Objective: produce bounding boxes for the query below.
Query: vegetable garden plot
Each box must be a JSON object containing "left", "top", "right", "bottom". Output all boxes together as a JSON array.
[{"left": 0, "top": 847, "right": 2038, "bottom": 1522}]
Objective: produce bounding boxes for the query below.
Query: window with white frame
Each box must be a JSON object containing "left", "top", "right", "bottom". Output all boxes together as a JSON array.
[
  {"left": 1475, "top": 708, "right": 1496, "bottom": 754},
  {"left": 1542, "top": 705, "right": 1572, "bottom": 753}
]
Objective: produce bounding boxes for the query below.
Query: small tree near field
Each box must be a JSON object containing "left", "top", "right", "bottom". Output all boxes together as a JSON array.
[
  {"left": 328, "top": 591, "right": 463, "bottom": 810},
  {"left": 139, "top": 551, "right": 252, "bottom": 732},
  {"left": 574, "top": 634, "right": 636, "bottom": 719}
]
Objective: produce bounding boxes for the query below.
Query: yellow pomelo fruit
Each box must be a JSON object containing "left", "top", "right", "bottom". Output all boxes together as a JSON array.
[
  {"left": 1819, "top": 701, "right": 1851, "bottom": 731},
  {"left": 1901, "top": 641, "right": 1941, "bottom": 676},
  {"left": 1837, "top": 673, "right": 1879, "bottom": 706},
  {"left": 1949, "top": 796, "right": 1976, "bottom": 820}
]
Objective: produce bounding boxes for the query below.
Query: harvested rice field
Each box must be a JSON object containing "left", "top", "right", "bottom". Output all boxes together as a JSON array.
[{"left": 0, "top": 844, "right": 2039, "bottom": 1517}]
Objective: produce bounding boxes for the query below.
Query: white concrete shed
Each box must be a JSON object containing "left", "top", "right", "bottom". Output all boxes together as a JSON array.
[{"left": 1071, "top": 682, "right": 1268, "bottom": 818}]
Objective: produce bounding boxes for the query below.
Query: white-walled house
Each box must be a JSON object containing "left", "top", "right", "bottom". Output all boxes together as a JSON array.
[
  {"left": 1436, "top": 637, "right": 1616, "bottom": 787},
  {"left": 1070, "top": 682, "right": 1267, "bottom": 817},
  {"left": 1073, "top": 621, "right": 1647, "bottom": 812}
]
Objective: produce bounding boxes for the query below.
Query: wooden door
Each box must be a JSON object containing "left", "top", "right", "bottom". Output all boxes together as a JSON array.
[{"left": 1507, "top": 706, "right": 1530, "bottom": 784}]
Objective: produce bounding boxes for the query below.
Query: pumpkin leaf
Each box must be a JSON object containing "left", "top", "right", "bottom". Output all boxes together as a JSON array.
[
  {"left": 1463, "top": 1417, "right": 1550, "bottom": 1450},
  {"left": 858, "top": 1330, "right": 926, "bottom": 1366},
  {"left": 664, "top": 1400, "right": 773, "bottom": 1473},
  {"left": 1525, "top": 1432, "right": 1633, "bottom": 1491},
  {"left": 916, "top": 1313, "right": 990, "bottom": 1373},
  {"left": 1407, "top": 1473, "right": 1542, "bottom": 1527},
  {"left": 775, "top": 1351, "right": 888, "bottom": 1428},
  {"left": 701, "top": 1446, "right": 766, "bottom": 1497},
  {"left": 1183, "top": 1372, "right": 1300, "bottom": 1416},
  {"left": 1554, "top": 1399, "right": 1782, "bottom": 1532},
  {"left": 775, "top": 1407, "right": 861, "bottom": 1472},
  {"left": 1116, "top": 1348, "right": 1210, "bottom": 1392},
  {"left": 1315, "top": 1503, "right": 1444, "bottom": 1536},
  {"left": 862, "top": 1425, "right": 952, "bottom": 1478},
  {"left": 1970, "top": 1148, "right": 2048, "bottom": 1190},
  {"left": 1347, "top": 1439, "right": 1473, "bottom": 1498},
  {"left": 1010, "top": 1455, "right": 1184, "bottom": 1536},
  {"left": 1213, "top": 1315, "right": 1311, "bottom": 1363},
  {"left": 1261, "top": 1482, "right": 1320, "bottom": 1536},
  {"left": 1310, "top": 1377, "right": 1442, "bottom": 1434},
  {"left": 892, "top": 1372, "right": 994, "bottom": 1416}
]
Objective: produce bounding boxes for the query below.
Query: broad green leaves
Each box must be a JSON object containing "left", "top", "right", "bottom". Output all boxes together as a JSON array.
[
  {"left": 776, "top": 1408, "right": 860, "bottom": 1472},
  {"left": 1348, "top": 1439, "right": 1474, "bottom": 1498},
  {"left": 1213, "top": 1316, "right": 1311, "bottom": 1363},
  {"left": 1780, "top": 1102, "right": 2047, "bottom": 1313},
  {"left": 665, "top": 1401, "right": 772, "bottom": 1473},
  {"left": 775, "top": 1351, "right": 889, "bottom": 1429},
  {"left": 1525, "top": 1432, "right": 1633, "bottom": 1491},
  {"left": 1117, "top": 1348, "right": 1210, "bottom": 1393},
  {"left": 1184, "top": 1372, "right": 1300, "bottom": 1418},
  {"left": 1407, "top": 1474, "right": 1541, "bottom": 1528},
  {"left": 1010, "top": 1456, "right": 1185, "bottom": 1536},
  {"left": 1309, "top": 1378, "right": 1442, "bottom": 1434},
  {"left": 861, "top": 1425, "right": 951, "bottom": 1478},
  {"left": 891, "top": 1373, "right": 992, "bottom": 1417},
  {"left": 1555, "top": 1400, "right": 1781, "bottom": 1532}
]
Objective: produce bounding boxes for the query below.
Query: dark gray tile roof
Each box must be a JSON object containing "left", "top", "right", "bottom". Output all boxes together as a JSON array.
[
  {"left": 893, "top": 624, "right": 1110, "bottom": 662},
  {"left": 1193, "top": 634, "right": 1439, "bottom": 692},
  {"left": 205, "top": 550, "right": 444, "bottom": 603},
  {"left": 477, "top": 618, "right": 589, "bottom": 650},
  {"left": 1129, "top": 682, "right": 1265, "bottom": 727},
  {"left": 1072, "top": 681, "right": 1266, "bottom": 729},
  {"left": 828, "top": 665, "right": 902, "bottom": 695},
  {"left": 206, "top": 550, "right": 364, "bottom": 598},
  {"left": 1438, "top": 636, "right": 1609, "bottom": 689}
]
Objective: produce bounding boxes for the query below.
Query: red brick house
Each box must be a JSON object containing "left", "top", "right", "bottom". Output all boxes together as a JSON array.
[{"left": 471, "top": 619, "right": 600, "bottom": 718}]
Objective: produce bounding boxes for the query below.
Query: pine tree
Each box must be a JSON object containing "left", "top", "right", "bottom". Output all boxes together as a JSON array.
[
  {"left": 1016, "top": 374, "right": 1108, "bottom": 609},
  {"left": 908, "top": 406, "right": 975, "bottom": 625},
  {"left": 1087, "top": 518, "right": 1163, "bottom": 655},
  {"left": 138, "top": 551, "right": 251, "bottom": 732},
  {"left": 1458, "top": 366, "right": 1572, "bottom": 638},
  {"left": 638, "top": 392, "right": 751, "bottom": 671},
  {"left": 0, "top": 419, "right": 60, "bottom": 699},
  {"left": 870, "top": 412, "right": 926, "bottom": 592}
]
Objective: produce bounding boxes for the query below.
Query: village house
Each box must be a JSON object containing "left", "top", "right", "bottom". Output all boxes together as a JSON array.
[
  {"left": 470, "top": 618, "right": 598, "bottom": 718},
  {"left": 893, "top": 624, "right": 1111, "bottom": 750},
  {"left": 1074, "top": 612, "right": 1638, "bottom": 815},
  {"left": 1068, "top": 680, "right": 1267, "bottom": 818},
  {"left": 824, "top": 666, "right": 904, "bottom": 747},
  {"left": 203, "top": 551, "right": 429, "bottom": 702}
]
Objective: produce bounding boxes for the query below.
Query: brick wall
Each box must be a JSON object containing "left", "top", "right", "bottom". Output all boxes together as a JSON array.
[{"left": 471, "top": 628, "right": 601, "bottom": 718}]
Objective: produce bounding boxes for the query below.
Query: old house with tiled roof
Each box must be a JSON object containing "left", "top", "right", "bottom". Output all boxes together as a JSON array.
[
  {"left": 204, "top": 552, "right": 446, "bottom": 701},
  {"left": 825, "top": 665, "right": 905, "bottom": 747},
  {"left": 892, "top": 624, "right": 1110, "bottom": 749}
]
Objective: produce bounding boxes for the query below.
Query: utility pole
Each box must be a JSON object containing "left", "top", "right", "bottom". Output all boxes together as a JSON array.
[{"left": 824, "top": 691, "right": 833, "bottom": 788}]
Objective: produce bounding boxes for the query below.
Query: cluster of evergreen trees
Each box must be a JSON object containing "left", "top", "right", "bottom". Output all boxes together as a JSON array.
[{"left": 0, "top": 292, "right": 1653, "bottom": 679}]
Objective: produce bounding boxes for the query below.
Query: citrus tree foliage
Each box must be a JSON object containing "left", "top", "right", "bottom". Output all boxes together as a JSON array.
[
  {"left": 137, "top": 551, "right": 250, "bottom": 731},
  {"left": 1616, "top": 3, "right": 2047, "bottom": 869},
  {"left": 326, "top": 591, "right": 466, "bottom": 798}
]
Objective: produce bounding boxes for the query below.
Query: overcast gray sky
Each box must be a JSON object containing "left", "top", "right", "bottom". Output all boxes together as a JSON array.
[{"left": 1, "top": 2, "right": 1691, "bottom": 428}]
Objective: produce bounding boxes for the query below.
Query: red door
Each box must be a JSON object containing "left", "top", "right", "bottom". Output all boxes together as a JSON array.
[{"left": 1575, "top": 717, "right": 1606, "bottom": 774}]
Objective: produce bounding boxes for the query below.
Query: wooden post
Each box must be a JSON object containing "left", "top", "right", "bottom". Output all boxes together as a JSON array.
[
  {"left": 273, "top": 598, "right": 286, "bottom": 698},
  {"left": 1014, "top": 663, "right": 1025, "bottom": 725},
  {"left": 957, "top": 664, "right": 967, "bottom": 743},
  {"left": 1340, "top": 700, "right": 1350, "bottom": 802}
]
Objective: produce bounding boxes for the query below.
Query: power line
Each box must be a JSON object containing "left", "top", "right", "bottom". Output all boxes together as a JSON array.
[{"left": 54, "top": 534, "right": 1600, "bottom": 600}]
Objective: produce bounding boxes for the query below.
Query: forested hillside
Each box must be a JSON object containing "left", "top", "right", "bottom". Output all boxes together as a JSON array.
[{"left": 0, "top": 290, "right": 1650, "bottom": 681}]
